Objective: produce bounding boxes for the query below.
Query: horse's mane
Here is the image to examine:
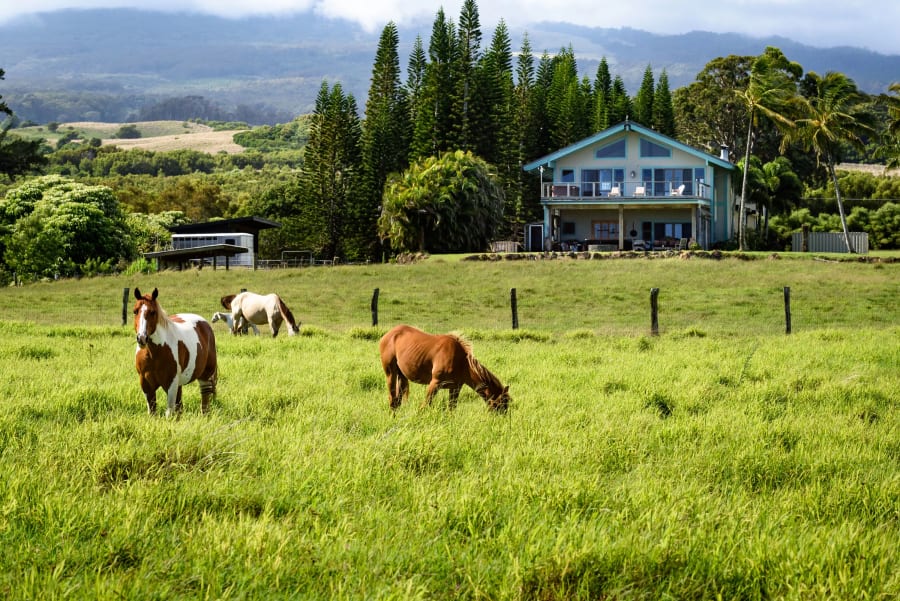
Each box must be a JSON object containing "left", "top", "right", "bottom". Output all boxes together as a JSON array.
[
  {"left": 448, "top": 332, "right": 502, "bottom": 391},
  {"left": 447, "top": 331, "right": 473, "bottom": 355},
  {"left": 220, "top": 294, "right": 236, "bottom": 310}
]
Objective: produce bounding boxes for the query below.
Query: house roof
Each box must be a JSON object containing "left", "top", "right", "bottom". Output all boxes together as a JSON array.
[
  {"left": 169, "top": 216, "right": 281, "bottom": 236},
  {"left": 522, "top": 120, "right": 734, "bottom": 172}
]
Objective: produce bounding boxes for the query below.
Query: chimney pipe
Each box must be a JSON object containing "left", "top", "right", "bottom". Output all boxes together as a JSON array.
[{"left": 720, "top": 145, "right": 729, "bottom": 161}]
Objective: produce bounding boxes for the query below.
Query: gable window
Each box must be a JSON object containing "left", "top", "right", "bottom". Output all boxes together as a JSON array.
[
  {"left": 595, "top": 139, "right": 626, "bottom": 159},
  {"left": 640, "top": 139, "right": 671, "bottom": 158}
]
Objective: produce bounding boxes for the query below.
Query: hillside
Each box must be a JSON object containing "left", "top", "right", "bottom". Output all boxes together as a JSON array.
[
  {"left": 15, "top": 121, "right": 246, "bottom": 154},
  {"left": 1, "top": 8, "right": 898, "bottom": 125}
]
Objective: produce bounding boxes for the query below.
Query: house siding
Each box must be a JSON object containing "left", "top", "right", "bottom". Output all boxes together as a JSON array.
[{"left": 525, "top": 121, "right": 735, "bottom": 251}]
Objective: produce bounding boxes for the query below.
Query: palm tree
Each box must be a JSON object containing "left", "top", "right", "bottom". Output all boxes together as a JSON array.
[
  {"left": 880, "top": 82, "right": 900, "bottom": 170},
  {"left": 785, "top": 71, "right": 875, "bottom": 253},
  {"left": 734, "top": 48, "right": 800, "bottom": 251}
]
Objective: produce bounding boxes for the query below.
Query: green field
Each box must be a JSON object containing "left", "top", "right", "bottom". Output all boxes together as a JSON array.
[{"left": 0, "top": 255, "right": 898, "bottom": 599}]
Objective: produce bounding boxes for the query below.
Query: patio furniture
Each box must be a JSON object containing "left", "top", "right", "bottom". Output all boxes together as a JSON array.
[
  {"left": 670, "top": 184, "right": 685, "bottom": 196},
  {"left": 634, "top": 186, "right": 646, "bottom": 197}
]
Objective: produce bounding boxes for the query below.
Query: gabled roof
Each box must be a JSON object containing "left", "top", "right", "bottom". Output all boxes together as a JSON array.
[{"left": 523, "top": 120, "right": 734, "bottom": 172}]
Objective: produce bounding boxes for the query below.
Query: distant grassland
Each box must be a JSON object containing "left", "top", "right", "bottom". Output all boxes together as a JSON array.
[
  {"left": 0, "top": 256, "right": 898, "bottom": 599},
  {"left": 14, "top": 120, "right": 246, "bottom": 154}
]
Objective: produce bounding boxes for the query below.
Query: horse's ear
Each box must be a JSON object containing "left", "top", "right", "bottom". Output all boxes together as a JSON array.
[
  {"left": 151, "top": 288, "right": 159, "bottom": 300},
  {"left": 503, "top": 386, "right": 509, "bottom": 393},
  {"left": 134, "top": 288, "right": 141, "bottom": 300}
]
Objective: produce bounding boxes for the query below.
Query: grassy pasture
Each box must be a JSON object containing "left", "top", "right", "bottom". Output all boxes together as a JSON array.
[
  {"left": 13, "top": 121, "right": 245, "bottom": 153},
  {"left": 0, "top": 255, "right": 898, "bottom": 599}
]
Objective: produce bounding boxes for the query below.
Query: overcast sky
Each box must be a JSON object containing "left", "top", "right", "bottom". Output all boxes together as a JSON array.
[{"left": 3, "top": 0, "right": 899, "bottom": 56}]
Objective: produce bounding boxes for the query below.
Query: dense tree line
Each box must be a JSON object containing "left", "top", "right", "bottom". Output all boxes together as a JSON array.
[{"left": 1, "top": 1, "right": 900, "bottom": 281}]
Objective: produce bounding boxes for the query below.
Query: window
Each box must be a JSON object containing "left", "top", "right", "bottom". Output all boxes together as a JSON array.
[
  {"left": 562, "top": 221, "right": 576, "bottom": 235},
  {"left": 581, "top": 169, "right": 599, "bottom": 196},
  {"left": 653, "top": 222, "right": 692, "bottom": 247},
  {"left": 648, "top": 168, "right": 694, "bottom": 196},
  {"left": 595, "top": 139, "right": 626, "bottom": 159},
  {"left": 561, "top": 169, "right": 575, "bottom": 183},
  {"left": 592, "top": 221, "right": 619, "bottom": 241},
  {"left": 640, "top": 139, "right": 671, "bottom": 158}
]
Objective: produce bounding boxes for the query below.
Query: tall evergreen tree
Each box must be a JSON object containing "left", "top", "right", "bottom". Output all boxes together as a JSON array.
[
  {"left": 652, "top": 69, "right": 676, "bottom": 135},
  {"left": 547, "top": 47, "right": 589, "bottom": 148},
  {"left": 479, "top": 20, "right": 520, "bottom": 236},
  {"left": 411, "top": 9, "right": 459, "bottom": 161},
  {"left": 531, "top": 52, "right": 556, "bottom": 158},
  {"left": 304, "top": 81, "right": 362, "bottom": 260},
  {"left": 633, "top": 64, "right": 655, "bottom": 126},
  {"left": 592, "top": 57, "right": 612, "bottom": 132},
  {"left": 609, "top": 75, "right": 632, "bottom": 125},
  {"left": 405, "top": 35, "right": 427, "bottom": 141},
  {"left": 358, "top": 22, "right": 409, "bottom": 261},
  {"left": 455, "top": 0, "right": 482, "bottom": 152},
  {"left": 513, "top": 34, "right": 544, "bottom": 224},
  {"left": 476, "top": 19, "right": 513, "bottom": 166}
]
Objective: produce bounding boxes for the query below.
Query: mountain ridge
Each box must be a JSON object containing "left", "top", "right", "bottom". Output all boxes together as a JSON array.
[{"left": 2, "top": 8, "right": 897, "bottom": 124}]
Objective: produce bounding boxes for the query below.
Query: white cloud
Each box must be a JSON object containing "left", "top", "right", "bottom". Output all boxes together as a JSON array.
[{"left": 2, "top": 0, "right": 898, "bottom": 54}]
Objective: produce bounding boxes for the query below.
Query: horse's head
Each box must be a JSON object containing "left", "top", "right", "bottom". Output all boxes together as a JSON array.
[
  {"left": 476, "top": 381, "right": 510, "bottom": 413},
  {"left": 487, "top": 385, "right": 511, "bottom": 413},
  {"left": 133, "top": 287, "right": 160, "bottom": 347}
]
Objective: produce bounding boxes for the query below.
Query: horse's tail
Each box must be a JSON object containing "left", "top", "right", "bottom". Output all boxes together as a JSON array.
[
  {"left": 277, "top": 296, "right": 299, "bottom": 331},
  {"left": 220, "top": 294, "right": 236, "bottom": 310}
]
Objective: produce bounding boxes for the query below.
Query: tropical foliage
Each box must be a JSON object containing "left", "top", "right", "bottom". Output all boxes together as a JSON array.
[{"left": 378, "top": 150, "right": 504, "bottom": 253}]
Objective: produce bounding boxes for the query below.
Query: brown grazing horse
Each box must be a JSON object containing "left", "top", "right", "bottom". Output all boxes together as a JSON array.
[
  {"left": 379, "top": 324, "right": 510, "bottom": 412},
  {"left": 133, "top": 287, "right": 218, "bottom": 416}
]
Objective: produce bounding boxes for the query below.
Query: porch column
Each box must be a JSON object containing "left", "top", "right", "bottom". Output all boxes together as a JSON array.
[
  {"left": 692, "top": 205, "right": 698, "bottom": 245},
  {"left": 618, "top": 204, "right": 625, "bottom": 250}
]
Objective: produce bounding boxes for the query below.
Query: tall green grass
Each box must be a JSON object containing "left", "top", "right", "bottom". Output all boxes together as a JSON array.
[{"left": 0, "top": 256, "right": 898, "bottom": 599}]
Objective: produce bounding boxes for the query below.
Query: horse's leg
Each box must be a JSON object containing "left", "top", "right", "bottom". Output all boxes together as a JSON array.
[
  {"left": 199, "top": 379, "right": 215, "bottom": 414},
  {"left": 271, "top": 313, "right": 283, "bottom": 338},
  {"left": 142, "top": 381, "right": 157, "bottom": 415},
  {"left": 448, "top": 386, "right": 461, "bottom": 410},
  {"left": 424, "top": 379, "right": 441, "bottom": 407},
  {"left": 398, "top": 373, "right": 410, "bottom": 408},
  {"left": 165, "top": 382, "right": 183, "bottom": 418},
  {"left": 386, "top": 369, "right": 400, "bottom": 410}
]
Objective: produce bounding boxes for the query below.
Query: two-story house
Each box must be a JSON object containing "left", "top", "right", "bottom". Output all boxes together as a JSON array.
[{"left": 523, "top": 119, "right": 736, "bottom": 251}]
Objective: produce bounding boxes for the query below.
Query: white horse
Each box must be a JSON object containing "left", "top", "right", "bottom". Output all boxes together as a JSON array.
[
  {"left": 220, "top": 292, "right": 300, "bottom": 338},
  {"left": 210, "top": 311, "right": 259, "bottom": 335}
]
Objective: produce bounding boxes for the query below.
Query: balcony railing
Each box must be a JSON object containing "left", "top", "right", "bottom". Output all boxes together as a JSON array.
[{"left": 542, "top": 180, "right": 711, "bottom": 200}]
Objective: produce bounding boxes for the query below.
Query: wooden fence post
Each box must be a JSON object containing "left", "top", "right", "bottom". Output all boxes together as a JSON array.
[
  {"left": 510, "top": 288, "right": 519, "bottom": 330},
  {"left": 371, "top": 288, "right": 379, "bottom": 327},
  {"left": 784, "top": 286, "right": 792, "bottom": 335},
  {"left": 122, "top": 287, "right": 130, "bottom": 326},
  {"left": 650, "top": 288, "right": 659, "bottom": 336}
]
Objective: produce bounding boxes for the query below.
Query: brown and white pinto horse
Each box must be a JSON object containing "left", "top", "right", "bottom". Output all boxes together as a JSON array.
[
  {"left": 378, "top": 324, "right": 510, "bottom": 412},
  {"left": 220, "top": 292, "right": 300, "bottom": 337},
  {"left": 133, "top": 287, "right": 217, "bottom": 416}
]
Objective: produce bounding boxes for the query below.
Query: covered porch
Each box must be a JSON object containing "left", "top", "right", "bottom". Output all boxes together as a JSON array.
[{"left": 545, "top": 199, "right": 711, "bottom": 251}]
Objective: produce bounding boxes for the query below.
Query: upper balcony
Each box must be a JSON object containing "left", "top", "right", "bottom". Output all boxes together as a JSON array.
[{"left": 541, "top": 180, "right": 712, "bottom": 202}]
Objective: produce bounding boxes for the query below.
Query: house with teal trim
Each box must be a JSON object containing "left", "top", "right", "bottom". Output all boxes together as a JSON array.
[{"left": 522, "top": 119, "right": 736, "bottom": 251}]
